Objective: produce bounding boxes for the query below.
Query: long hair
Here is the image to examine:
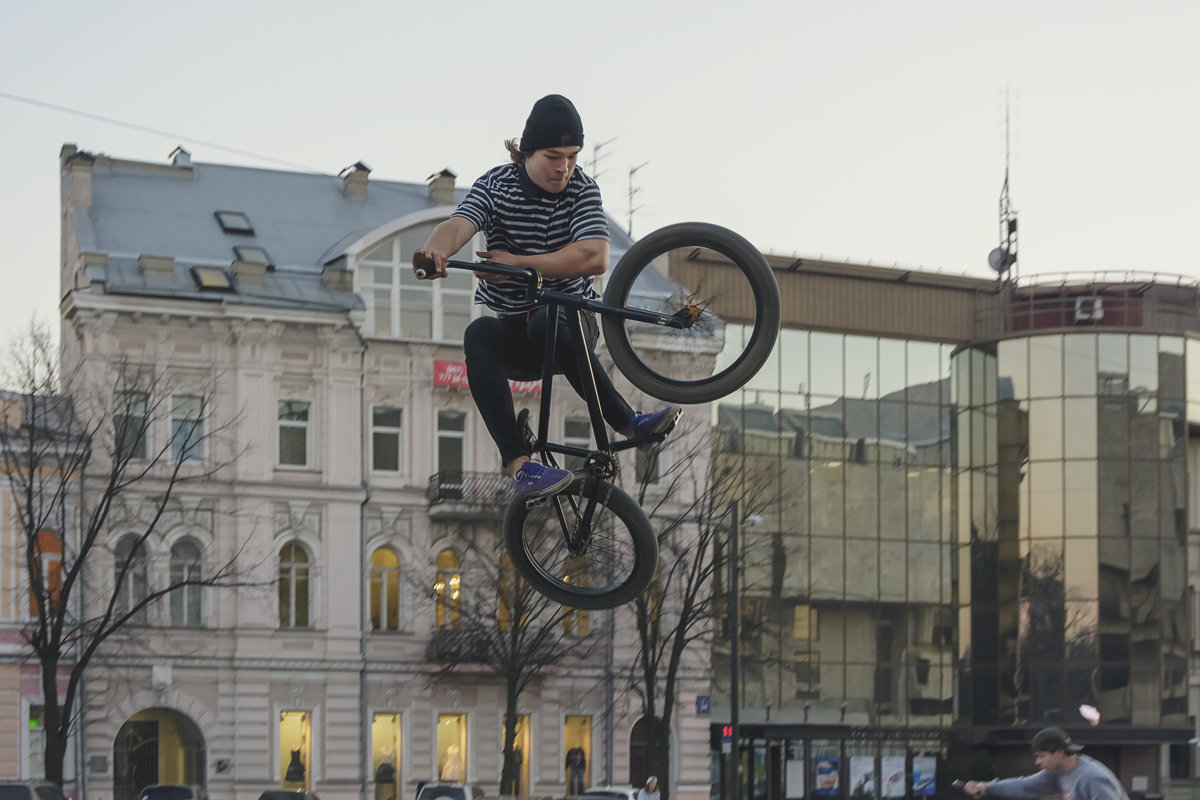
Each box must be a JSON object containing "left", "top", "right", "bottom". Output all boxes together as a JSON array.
[{"left": 504, "top": 138, "right": 530, "bottom": 164}]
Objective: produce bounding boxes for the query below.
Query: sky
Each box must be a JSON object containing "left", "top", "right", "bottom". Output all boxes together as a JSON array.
[{"left": 1, "top": 1, "right": 1197, "bottom": 354}]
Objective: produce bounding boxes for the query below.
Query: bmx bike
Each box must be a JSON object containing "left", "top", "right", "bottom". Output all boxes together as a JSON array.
[{"left": 414, "top": 222, "right": 780, "bottom": 609}]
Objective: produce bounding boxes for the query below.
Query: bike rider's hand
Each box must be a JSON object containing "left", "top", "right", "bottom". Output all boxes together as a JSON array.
[
  {"left": 412, "top": 249, "right": 448, "bottom": 279},
  {"left": 474, "top": 249, "right": 516, "bottom": 282},
  {"left": 963, "top": 781, "right": 992, "bottom": 798}
]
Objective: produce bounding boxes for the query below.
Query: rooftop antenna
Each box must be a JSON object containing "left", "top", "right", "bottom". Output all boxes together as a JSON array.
[
  {"left": 628, "top": 161, "right": 649, "bottom": 236},
  {"left": 988, "top": 88, "right": 1019, "bottom": 281},
  {"left": 591, "top": 136, "right": 616, "bottom": 181}
]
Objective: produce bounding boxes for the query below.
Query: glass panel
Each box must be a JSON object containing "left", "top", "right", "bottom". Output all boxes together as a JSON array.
[
  {"left": 280, "top": 710, "right": 312, "bottom": 790},
  {"left": 1063, "top": 335, "right": 1097, "bottom": 397},
  {"left": 443, "top": 304, "right": 471, "bottom": 341},
  {"left": 372, "top": 266, "right": 393, "bottom": 284},
  {"left": 400, "top": 288, "right": 433, "bottom": 338},
  {"left": 1129, "top": 335, "right": 1159, "bottom": 395},
  {"left": 877, "top": 338, "right": 906, "bottom": 399},
  {"left": 1062, "top": 399, "right": 1097, "bottom": 459},
  {"left": 1064, "top": 540, "right": 1098, "bottom": 601},
  {"left": 1097, "top": 334, "right": 1129, "bottom": 388},
  {"left": 780, "top": 328, "right": 809, "bottom": 397},
  {"left": 373, "top": 432, "right": 399, "bottom": 472},
  {"left": 1028, "top": 461, "right": 1063, "bottom": 538},
  {"left": 373, "top": 289, "right": 392, "bottom": 336},
  {"left": 845, "top": 336, "right": 878, "bottom": 400},
  {"left": 361, "top": 241, "right": 394, "bottom": 263},
  {"left": 810, "top": 332, "right": 843, "bottom": 399},
  {"left": 1028, "top": 336, "right": 1063, "bottom": 398},
  {"left": 564, "top": 716, "right": 592, "bottom": 796},
  {"left": 1159, "top": 337, "right": 1185, "bottom": 401},
  {"left": 1027, "top": 399, "right": 1063, "bottom": 462},
  {"left": 398, "top": 222, "right": 441, "bottom": 262},
  {"left": 1188, "top": 338, "right": 1200, "bottom": 423},
  {"left": 1063, "top": 462, "right": 1097, "bottom": 537},
  {"left": 907, "top": 341, "right": 944, "bottom": 400}
]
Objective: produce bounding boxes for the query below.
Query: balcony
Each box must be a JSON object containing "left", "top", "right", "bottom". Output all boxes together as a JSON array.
[
  {"left": 426, "top": 470, "right": 512, "bottom": 520},
  {"left": 426, "top": 626, "right": 491, "bottom": 664}
]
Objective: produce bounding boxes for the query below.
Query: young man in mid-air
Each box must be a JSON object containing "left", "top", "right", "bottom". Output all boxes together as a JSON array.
[{"left": 416, "top": 94, "right": 680, "bottom": 498}]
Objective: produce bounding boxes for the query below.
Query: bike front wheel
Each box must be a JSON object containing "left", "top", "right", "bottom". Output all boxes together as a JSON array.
[
  {"left": 503, "top": 477, "right": 658, "bottom": 610},
  {"left": 601, "top": 222, "right": 781, "bottom": 404}
]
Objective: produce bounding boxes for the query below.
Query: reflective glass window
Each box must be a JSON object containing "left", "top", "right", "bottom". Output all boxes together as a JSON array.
[
  {"left": 1027, "top": 399, "right": 1063, "bottom": 461},
  {"left": 1062, "top": 399, "right": 1097, "bottom": 459},
  {"left": 1129, "top": 335, "right": 1159, "bottom": 396},
  {"left": 1064, "top": 540, "right": 1099, "bottom": 600},
  {"left": 780, "top": 329, "right": 808, "bottom": 397},
  {"left": 1028, "top": 461, "right": 1063, "bottom": 538},
  {"left": 1062, "top": 335, "right": 1097, "bottom": 397},
  {"left": 845, "top": 335, "right": 878, "bottom": 399},
  {"left": 1097, "top": 334, "right": 1129, "bottom": 387},
  {"left": 1028, "top": 336, "right": 1063, "bottom": 398},
  {"left": 809, "top": 332, "right": 843, "bottom": 399},
  {"left": 1063, "top": 463, "right": 1098, "bottom": 537}
]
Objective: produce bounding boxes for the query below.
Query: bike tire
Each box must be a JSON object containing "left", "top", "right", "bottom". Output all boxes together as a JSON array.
[
  {"left": 503, "top": 477, "right": 658, "bottom": 610},
  {"left": 601, "top": 222, "right": 781, "bottom": 404}
]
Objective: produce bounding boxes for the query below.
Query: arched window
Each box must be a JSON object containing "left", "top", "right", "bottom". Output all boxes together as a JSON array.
[
  {"left": 29, "top": 530, "right": 64, "bottom": 616},
  {"left": 169, "top": 538, "right": 203, "bottom": 627},
  {"left": 370, "top": 547, "right": 403, "bottom": 631},
  {"left": 279, "top": 541, "right": 311, "bottom": 628},
  {"left": 434, "top": 549, "right": 460, "bottom": 630},
  {"left": 357, "top": 225, "right": 478, "bottom": 340},
  {"left": 114, "top": 535, "right": 148, "bottom": 622}
]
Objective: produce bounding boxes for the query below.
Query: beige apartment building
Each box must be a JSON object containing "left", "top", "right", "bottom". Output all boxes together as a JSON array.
[{"left": 7, "top": 146, "right": 715, "bottom": 800}]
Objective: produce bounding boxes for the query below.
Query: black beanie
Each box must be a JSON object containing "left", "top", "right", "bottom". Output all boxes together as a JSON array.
[{"left": 520, "top": 95, "right": 584, "bottom": 152}]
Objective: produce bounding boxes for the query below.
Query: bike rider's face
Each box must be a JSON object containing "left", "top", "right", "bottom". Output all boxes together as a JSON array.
[
  {"left": 526, "top": 146, "right": 581, "bottom": 193},
  {"left": 1034, "top": 750, "right": 1066, "bottom": 773}
]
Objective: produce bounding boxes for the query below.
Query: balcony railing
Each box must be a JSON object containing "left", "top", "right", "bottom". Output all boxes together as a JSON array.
[
  {"left": 426, "top": 626, "right": 492, "bottom": 664},
  {"left": 426, "top": 470, "right": 512, "bottom": 507}
]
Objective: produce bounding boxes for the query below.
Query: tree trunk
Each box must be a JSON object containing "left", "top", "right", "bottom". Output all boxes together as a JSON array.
[
  {"left": 41, "top": 654, "right": 66, "bottom": 786},
  {"left": 500, "top": 680, "right": 521, "bottom": 796}
]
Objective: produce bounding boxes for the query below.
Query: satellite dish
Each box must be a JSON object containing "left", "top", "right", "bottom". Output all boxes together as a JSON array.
[{"left": 988, "top": 247, "right": 1014, "bottom": 273}]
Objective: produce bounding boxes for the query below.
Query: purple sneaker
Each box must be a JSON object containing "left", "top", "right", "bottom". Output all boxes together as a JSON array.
[
  {"left": 626, "top": 405, "right": 683, "bottom": 440},
  {"left": 513, "top": 461, "right": 573, "bottom": 498}
]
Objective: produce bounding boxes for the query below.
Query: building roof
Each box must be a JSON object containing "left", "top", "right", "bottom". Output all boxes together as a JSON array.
[{"left": 67, "top": 149, "right": 635, "bottom": 312}]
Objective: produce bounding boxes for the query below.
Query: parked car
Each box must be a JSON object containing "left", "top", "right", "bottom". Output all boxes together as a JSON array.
[
  {"left": 575, "top": 786, "right": 638, "bottom": 800},
  {"left": 258, "top": 792, "right": 320, "bottom": 800},
  {"left": 139, "top": 786, "right": 208, "bottom": 800},
  {"left": 415, "top": 783, "right": 477, "bottom": 800},
  {"left": 0, "top": 781, "right": 66, "bottom": 800}
]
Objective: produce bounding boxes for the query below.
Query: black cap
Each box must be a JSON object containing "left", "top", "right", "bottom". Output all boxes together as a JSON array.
[
  {"left": 1031, "top": 727, "right": 1084, "bottom": 754},
  {"left": 520, "top": 95, "right": 584, "bottom": 152}
]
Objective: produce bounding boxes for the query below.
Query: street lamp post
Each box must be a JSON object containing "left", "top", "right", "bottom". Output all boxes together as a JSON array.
[{"left": 727, "top": 500, "right": 741, "bottom": 800}]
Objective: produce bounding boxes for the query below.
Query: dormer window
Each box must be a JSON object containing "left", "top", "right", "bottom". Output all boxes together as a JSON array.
[
  {"left": 214, "top": 210, "right": 254, "bottom": 235},
  {"left": 234, "top": 245, "right": 273, "bottom": 266}
]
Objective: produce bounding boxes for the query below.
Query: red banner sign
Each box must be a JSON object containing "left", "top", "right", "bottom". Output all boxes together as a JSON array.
[{"left": 433, "top": 360, "right": 541, "bottom": 394}]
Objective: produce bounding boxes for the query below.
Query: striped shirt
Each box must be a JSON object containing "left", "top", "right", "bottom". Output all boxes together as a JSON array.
[{"left": 452, "top": 162, "right": 609, "bottom": 317}]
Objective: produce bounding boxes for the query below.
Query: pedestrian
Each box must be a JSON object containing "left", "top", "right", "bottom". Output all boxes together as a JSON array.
[
  {"left": 638, "top": 776, "right": 660, "bottom": 800},
  {"left": 416, "top": 94, "right": 681, "bottom": 498},
  {"left": 963, "top": 727, "right": 1128, "bottom": 800}
]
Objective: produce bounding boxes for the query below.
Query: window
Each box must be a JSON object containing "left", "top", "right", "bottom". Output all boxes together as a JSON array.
[
  {"left": 214, "top": 210, "right": 254, "bottom": 234},
  {"left": 169, "top": 538, "right": 203, "bottom": 626},
  {"left": 29, "top": 530, "right": 63, "bottom": 616},
  {"left": 437, "top": 713, "right": 466, "bottom": 783},
  {"left": 564, "top": 417, "right": 592, "bottom": 471},
  {"left": 28, "top": 705, "right": 45, "bottom": 778},
  {"left": 114, "top": 534, "right": 148, "bottom": 622},
  {"left": 435, "top": 549, "right": 461, "bottom": 630},
  {"left": 279, "top": 541, "right": 311, "bottom": 628},
  {"left": 170, "top": 394, "right": 205, "bottom": 462},
  {"left": 793, "top": 604, "right": 819, "bottom": 640},
  {"left": 114, "top": 390, "right": 149, "bottom": 461},
  {"left": 372, "top": 406, "right": 405, "bottom": 473},
  {"left": 370, "top": 547, "right": 403, "bottom": 631},
  {"left": 357, "top": 227, "right": 478, "bottom": 340},
  {"left": 437, "top": 410, "right": 467, "bottom": 478},
  {"left": 234, "top": 245, "right": 273, "bottom": 265},
  {"left": 279, "top": 400, "right": 310, "bottom": 467},
  {"left": 372, "top": 713, "right": 402, "bottom": 800},
  {"left": 280, "top": 710, "right": 311, "bottom": 790}
]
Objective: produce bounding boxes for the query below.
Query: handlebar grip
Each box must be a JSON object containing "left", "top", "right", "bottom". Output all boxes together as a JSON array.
[
  {"left": 952, "top": 781, "right": 967, "bottom": 790},
  {"left": 415, "top": 268, "right": 428, "bottom": 279},
  {"left": 412, "top": 251, "right": 435, "bottom": 280}
]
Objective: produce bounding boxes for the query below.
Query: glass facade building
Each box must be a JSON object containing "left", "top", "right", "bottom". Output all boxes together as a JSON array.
[{"left": 707, "top": 275, "right": 1198, "bottom": 800}]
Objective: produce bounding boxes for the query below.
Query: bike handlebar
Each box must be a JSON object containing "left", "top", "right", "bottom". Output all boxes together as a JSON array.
[{"left": 411, "top": 252, "right": 535, "bottom": 282}]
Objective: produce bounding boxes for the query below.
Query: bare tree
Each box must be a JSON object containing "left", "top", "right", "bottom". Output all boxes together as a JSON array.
[
  {"left": 1, "top": 320, "right": 254, "bottom": 786},
  {"left": 621, "top": 417, "right": 776, "bottom": 800},
  {"left": 426, "top": 523, "right": 598, "bottom": 795}
]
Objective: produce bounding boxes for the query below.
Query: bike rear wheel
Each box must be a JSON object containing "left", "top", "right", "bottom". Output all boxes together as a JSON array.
[
  {"left": 601, "top": 222, "right": 781, "bottom": 404},
  {"left": 503, "top": 477, "right": 658, "bottom": 610}
]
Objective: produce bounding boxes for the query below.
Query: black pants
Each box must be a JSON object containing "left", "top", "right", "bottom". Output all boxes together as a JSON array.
[{"left": 463, "top": 308, "right": 635, "bottom": 466}]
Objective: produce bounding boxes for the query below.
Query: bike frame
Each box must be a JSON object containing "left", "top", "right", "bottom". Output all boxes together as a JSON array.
[{"left": 430, "top": 258, "right": 685, "bottom": 545}]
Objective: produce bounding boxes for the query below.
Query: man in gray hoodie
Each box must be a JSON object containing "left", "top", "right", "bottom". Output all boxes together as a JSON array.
[{"left": 964, "top": 728, "right": 1129, "bottom": 800}]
